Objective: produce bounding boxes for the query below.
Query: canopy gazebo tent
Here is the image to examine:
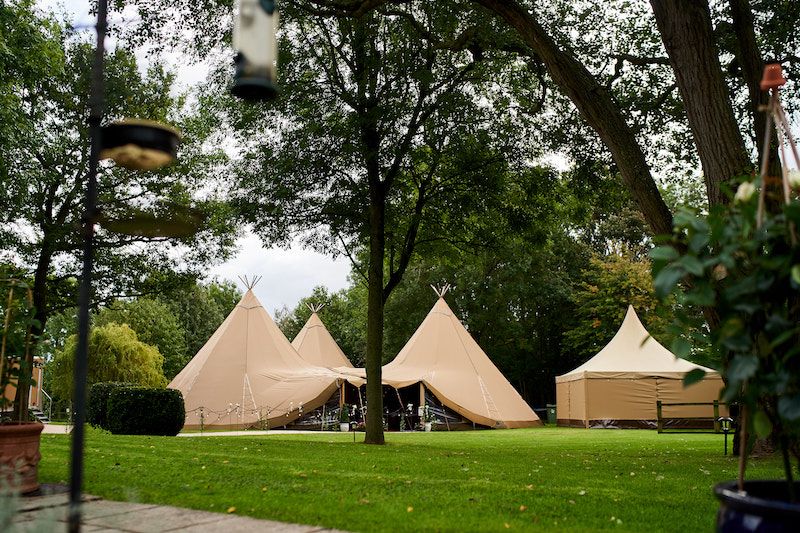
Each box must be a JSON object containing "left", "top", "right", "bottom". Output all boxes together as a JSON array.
[
  {"left": 291, "top": 305, "right": 354, "bottom": 368},
  {"left": 168, "top": 281, "right": 353, "bottom": 429},
  {"left": 555, "top": 305, "right": 725, "bottom": 428},
  {"left": 368, "top": 288, "right": 541, "bottom": 429}
]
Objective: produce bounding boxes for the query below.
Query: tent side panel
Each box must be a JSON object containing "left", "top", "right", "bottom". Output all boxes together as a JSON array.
[
  {"left": 656, "top": 377, "right": 728, "bottom": 419},
  {"left": 558, "top": 379, "right": 586, "bottom": 426},
  {"left": 555, "top": 380, "right": 571, "bottom": 427},
  {"left": 585, "top": 378, "right": 657, "bottom": 427}
]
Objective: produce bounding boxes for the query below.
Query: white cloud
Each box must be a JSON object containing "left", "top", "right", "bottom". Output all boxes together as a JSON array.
[{"left": 208, "top": 232, "right": 352, "bottom": 315}]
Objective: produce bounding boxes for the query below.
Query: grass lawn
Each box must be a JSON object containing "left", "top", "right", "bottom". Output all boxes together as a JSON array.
[{"left": 39, "top": 427, "right": 782, "bottom": 532}]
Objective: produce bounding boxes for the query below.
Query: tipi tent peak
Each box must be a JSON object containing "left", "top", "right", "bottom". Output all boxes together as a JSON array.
[
  {"left": 238, "top": 275, "right": 262, "bottom": 290},
  {"left": 292, "top": 306, "right": 354, "bottom": 368},
  {"left": 430, "top": 283, "right": 451, "bottom": 298},
  {"left": 168, "top": 288, "right": 345, "bottom": 429},
  {"left": 305, "top": 302, "right": 325, "bottom": 313},
  {"left": 381, "top": 293, "right": 541, "bottom": 429}
]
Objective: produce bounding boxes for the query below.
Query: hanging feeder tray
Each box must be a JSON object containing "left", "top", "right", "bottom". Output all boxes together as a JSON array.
[
  {"left": 98, "top": 205, "right": 205, "bottom": 238},
  {"left": 100, "top": 119, "right": 181, "bottom": 170}
]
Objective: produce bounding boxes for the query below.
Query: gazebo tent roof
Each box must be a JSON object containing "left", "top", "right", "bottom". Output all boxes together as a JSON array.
[
  {"left": 168, "top": 289, "right": 344, "bottom": 428},
  {"left": 291, "top": 311, "right": 354, "bottom": 368},
  {"left": 380, "top": 296, "right": 541, "bottom": 429},
  {"left": 556, "top": 305, "right": 718, "bottom": 383}
]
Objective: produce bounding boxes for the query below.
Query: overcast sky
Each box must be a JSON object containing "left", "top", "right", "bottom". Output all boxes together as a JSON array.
[{"left": 38, "top": 0, "right": 353, "bottom": 314}]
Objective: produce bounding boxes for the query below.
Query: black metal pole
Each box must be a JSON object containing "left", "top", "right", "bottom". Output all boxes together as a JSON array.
[{"left": 69, "top": 0, "right": 106, "bottom": 531}]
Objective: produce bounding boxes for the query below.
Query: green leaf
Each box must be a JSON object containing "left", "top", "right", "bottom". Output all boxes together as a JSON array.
[
  {"left": 684, "top": 282, "right": 715, "bottom": 307},
  {"left": 688, "top": 232, "right": 709, "bottom": 253},
  {"left": 726, "top": 354, "right": 758, "bottom": 383},
  {"left": 791, "top": 265, "right": 800, "bottom": 285},
  {"left": 653, "top": 265, "right": 684, "bottom": 299},
  {"left": 649, "top": 246, "right": 679, "bottom": 262},
  {"left": 778, "top": 395, "right": 800, "bottom": 421},
  {"left": 677, "top": 256, "right": 704, "bottom": 276},
  {"left": 670, "top": 338, "right": 692, "bottom": 359},
  {"left": 682, "top": 368, "right": 706, "bottom": 387},
  {"left": 753, "top": 410, "right": 772, "bottom": 438}
]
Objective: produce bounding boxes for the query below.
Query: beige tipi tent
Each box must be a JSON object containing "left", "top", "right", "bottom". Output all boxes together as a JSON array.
[
  {"left": 556, "top": 305, "right": 725, "bottom": 428},
  {"left": 291, "top": 305, "right": 353, "bottom": 368},
  {"left": 378, "top": 289, "right": 541, "bottom": 429},
  {"left": 168, "top": 282, "right": 346, "bottom": 429}
]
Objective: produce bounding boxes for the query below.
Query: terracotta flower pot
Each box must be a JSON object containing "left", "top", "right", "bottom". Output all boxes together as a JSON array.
[{"left": 0, "top": 421, "right": 44, "bottom": 494}]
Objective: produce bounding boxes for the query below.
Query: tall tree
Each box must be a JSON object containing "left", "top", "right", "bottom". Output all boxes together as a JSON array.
[
  {"left": 95, "top": 298, "right": 189, "bottom": 379},
  {"left": 0, "top": 2, "right": 236, "bottom": 402},
  {"left": 49, "top": 323, "right": 167, "bottom": 400},
  {"left": 233, "top": 3, "right": 528, "bottom": 443}
]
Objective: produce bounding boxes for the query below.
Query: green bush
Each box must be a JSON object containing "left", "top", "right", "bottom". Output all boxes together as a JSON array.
[
  {"left": 106, "top": 387, "right": 185, "bottom": 436},
  {"left": 87, "top": 382, "right": 136, "bottom": 430}
]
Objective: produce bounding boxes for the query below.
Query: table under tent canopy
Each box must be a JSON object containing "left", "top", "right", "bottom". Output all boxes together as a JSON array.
[
  {"left": 167, "top": 278, "right": 363, "bottom": 430},
  {"left": 555, "top": 305, "right": 725, "bottom": 429},
  {"left": 334, "top": 287, "right": 542, "bottom": 429}
]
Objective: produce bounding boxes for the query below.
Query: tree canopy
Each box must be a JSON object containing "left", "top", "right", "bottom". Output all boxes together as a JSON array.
[
  {"left": 49, "top": 323, "right": 167, "bottom": 400},
  {"left": 0, "top": 1, "right": 237, "bottom": 363},
  {"left": 95, "top": 298, "right": 189, "bottom": 379}
]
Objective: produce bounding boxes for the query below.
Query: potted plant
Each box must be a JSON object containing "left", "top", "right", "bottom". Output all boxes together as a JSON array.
[
  {"left": 422, "top": 404, "right": 434, "bottom": 432},
  {"left": 651, "top": 64, "right": 800, "bottom": 530},
  {"left": 339, "top": 405, "right": 350, "bottom": 432},
  {"left": 0, "top": 278, "right": 44, "bottom": 494}
]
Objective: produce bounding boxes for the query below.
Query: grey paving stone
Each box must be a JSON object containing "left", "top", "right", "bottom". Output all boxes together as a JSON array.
[
  {"left": 11, "top": 496, "right": 350, "bottom": 532},
  {"left": 173, "top": 515, "right": 344, "bottom": 533},
  {"left": 84, "top": 504, "right": 228, "bottom": 532},
  {"left": 79, "top": 500, "right": 159, "bottom": 520},
  {"left": 16, "top": 493, "right": 68, "bottom": 512}
]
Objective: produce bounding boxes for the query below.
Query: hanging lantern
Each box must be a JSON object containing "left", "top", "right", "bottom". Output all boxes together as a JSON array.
[
  {"left": 100, "top": 119, "right": 181, "bottom": 170},
  {"left": 232, "top": 0, "right": 279, "bottom": 101}
]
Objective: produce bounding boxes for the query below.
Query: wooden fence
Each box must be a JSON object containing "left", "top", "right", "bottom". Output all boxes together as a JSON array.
[{"left": 656, "top": 400, "right": 724, "bottom": 433}]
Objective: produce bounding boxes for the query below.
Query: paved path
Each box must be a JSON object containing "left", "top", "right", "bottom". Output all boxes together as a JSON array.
[
  {"left": 12, "top": 492, "right": 347, "bottom": 532},
  {"left": 177, "top": 429, "right": 345, "bottom": 437},
  {"left": 42, "top": 424, "right": 72, "bottom": 434}
]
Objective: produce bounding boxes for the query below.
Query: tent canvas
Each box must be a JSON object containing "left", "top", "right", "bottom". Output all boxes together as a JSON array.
[
  {"left": 555, "top": 305, "right": 725, "bottom": 428},
  {"left": 291, "top": 309, "right": 354, "bottom": 368},
  {"left": 379, "top": 294, "right": 541, "bottom": 429},
  {"left": 168, "top": 289, "right": 346, "bottom": 429}
]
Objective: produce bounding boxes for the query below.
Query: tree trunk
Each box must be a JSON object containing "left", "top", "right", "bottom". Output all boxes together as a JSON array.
[
  {"left": 364, "top": 178, "right": 386, "bottom": 444},
  {"left": 728, "top": 0, "right": 781, "bottom": 178},
  {"left": 474, "top": 0, "right": 674, "bottom": 237},
  {"left": 13, "top": 244, "right": 52, "bottom": 421},
  {"left": 650, "top": 0, "right": 753, "bottom": 207},
  {"left": 354, "top": 16, "right": 386, "bottom": 445}
]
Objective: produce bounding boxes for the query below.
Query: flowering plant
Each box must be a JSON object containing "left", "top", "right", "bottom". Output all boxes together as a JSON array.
[{"left": 651, "top": 66, "right": 800, "bottom": 498}]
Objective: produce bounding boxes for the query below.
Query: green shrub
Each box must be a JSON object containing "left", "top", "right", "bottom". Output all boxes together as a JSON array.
[
  {"left": 87, "top": 382, "right": 136, "bottom": 430},
  {"left": 106, "top": 387, "right": 185, "bottom": 436}
]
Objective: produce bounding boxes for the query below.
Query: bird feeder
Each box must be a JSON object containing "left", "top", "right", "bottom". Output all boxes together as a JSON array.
[
  {"left": 231, "top": 0, "right": 279, "bottom": 101},
  {"left": 100, "top": 119, "right": 181, "bottom": 170}
]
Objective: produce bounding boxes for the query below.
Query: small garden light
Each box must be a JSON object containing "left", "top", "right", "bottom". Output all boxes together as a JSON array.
[{"left": 718, "top": 416, "right": 734, "bottom": 455}]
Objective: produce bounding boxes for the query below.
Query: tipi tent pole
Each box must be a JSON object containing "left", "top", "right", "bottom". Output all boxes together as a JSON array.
[
  {"left": 419, "top": 383, "right": 424, "bottom": 408},
  {"left": 395, "top": 388, "right": 411, "bottom": 431},
  {"left": 356, "top": 386, "right": 365, "bottom": 421}
]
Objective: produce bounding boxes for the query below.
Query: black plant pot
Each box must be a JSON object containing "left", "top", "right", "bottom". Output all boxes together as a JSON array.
[{"left": 715, "top": 480, "right": 800, "bottom": 532}]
